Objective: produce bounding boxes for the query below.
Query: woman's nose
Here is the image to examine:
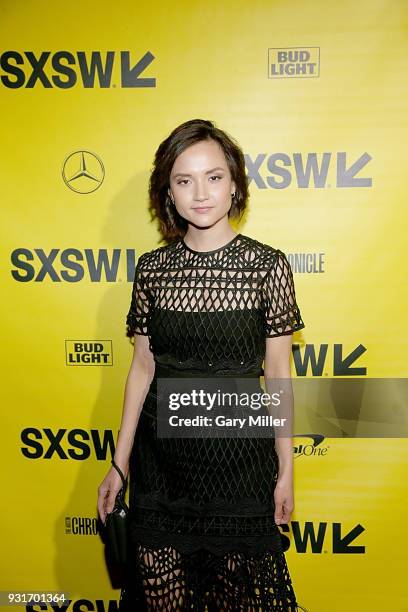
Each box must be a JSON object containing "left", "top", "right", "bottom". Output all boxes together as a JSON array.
[{"left": 194, "top": 179, "right": 209, "bottom": 201}]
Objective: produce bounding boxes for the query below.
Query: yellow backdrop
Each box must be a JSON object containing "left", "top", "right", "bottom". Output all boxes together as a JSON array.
[{"left": 1, "top": 1, "right": 407, "bottom": 610}]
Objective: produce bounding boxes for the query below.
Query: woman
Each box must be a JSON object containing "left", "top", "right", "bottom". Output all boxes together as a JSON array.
[{"left": 98, "top": 118, "right": 305, "bottom": 611}]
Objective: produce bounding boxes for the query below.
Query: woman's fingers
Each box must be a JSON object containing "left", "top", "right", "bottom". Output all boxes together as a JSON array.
[
  {"left": 274, "top": 489, "right": 294, "bottom": 525},
  {"left": 97, "top": 469, "right": 123, "bottom": 524},
  {"left": 105, "top": 488, "right": 117, "bottom": 516},
  {"left": 274, "top": 500, "right": 284, "bottom": 525},
  {"left": 97, "top": 483, "right": 110, "bottom": 523}
]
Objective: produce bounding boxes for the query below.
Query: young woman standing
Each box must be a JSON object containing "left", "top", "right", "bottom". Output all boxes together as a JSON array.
[{"left": 98, "top": 118, "right": 305, "bottom": 610}]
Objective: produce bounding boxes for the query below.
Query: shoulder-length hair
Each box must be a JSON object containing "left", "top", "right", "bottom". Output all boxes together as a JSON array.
[{"left": 148, "top": 118, "right": 249, "bottom": 242}]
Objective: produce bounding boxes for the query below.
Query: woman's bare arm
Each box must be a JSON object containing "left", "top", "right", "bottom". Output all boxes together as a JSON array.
[
  {"left": 113, "top": 334, "right": 156, "bottom": 478},
  {"left": 264, "top": 333, "right": 294, "bottom": 477},
  {"left": 264, "top": 333, "right": 295, "bottom": 524},
  {"left": 97, "top": 334, "right": 155, "bottom": 523}
]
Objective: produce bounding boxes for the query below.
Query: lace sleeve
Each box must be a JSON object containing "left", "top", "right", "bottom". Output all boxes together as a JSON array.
[
  {"left": 126, "top": 253, "right": 151, "bottom": 337},
  {"left": 262, "top": 249, "right": 305, "bottom": 337}
]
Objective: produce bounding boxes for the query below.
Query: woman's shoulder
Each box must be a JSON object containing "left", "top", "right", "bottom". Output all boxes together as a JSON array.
[
  {"left": 136, "top": 238, "right": 181, "bottom": 270},
  {"left": 237, "top": 233, "right": 284, "bottom": 267}
]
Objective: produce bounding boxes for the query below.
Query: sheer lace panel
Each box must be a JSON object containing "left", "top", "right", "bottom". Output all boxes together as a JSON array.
[
  {"left": 262, "top": 249, "right": 305, "bottom": 338},
  {"left": 125, "top": 235, "right": 305, "bottom": 343},
  {"left": 126, "top": 252, "right": 151, "bottom": 337},
  {"left": 119, "top": 544, "right": 299, "bottom": 611}
]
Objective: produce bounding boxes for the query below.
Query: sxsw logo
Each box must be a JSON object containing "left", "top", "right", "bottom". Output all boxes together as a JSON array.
[
  {"left": 10, "top": 248, "right": 139, "bottom": 282},
  {"left": 26, "top": 601, "right": 120, "bottom": 611},
  {"left": 20, "top": 428, "right": 116, "bottom": 460},
  {"left": 0, "top": 50, "right": 155, "bottom": 88},
  {"left": 281, "top": 520, "right": 365, "bottom": 554},
  {"left": 268, "top": 46, "right": 320, "bottom": 78},
  {"left": 292, "top": 343, "right": 367, "bottom": 376},
  {"left": 245, "top": 152, "right": 372, "bottom": 188}
]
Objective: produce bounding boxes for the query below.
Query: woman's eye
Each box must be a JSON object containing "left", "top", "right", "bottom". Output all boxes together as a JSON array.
[{"left": 177, "top": 176, "right": 222, "bottom": 185}]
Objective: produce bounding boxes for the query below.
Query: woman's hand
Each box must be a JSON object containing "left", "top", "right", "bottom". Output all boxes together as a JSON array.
[
  {"left": 274, "top": 476, "right": 294, "bottom": 525},
  {"left": 97, "top": 466, "right": 124, "bottom": 525}
]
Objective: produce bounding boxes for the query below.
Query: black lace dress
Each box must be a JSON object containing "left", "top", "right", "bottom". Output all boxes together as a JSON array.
[{"left": 119, "top": 233, "right": 305, "bottom": 611}]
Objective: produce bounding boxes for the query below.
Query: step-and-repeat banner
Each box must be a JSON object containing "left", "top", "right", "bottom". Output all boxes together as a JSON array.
[{"left": 1, "top": 1, "right": 407, "bottom": 610}]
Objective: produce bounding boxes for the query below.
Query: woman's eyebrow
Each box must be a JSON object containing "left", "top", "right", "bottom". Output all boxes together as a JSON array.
[{"left": 172, "top": 166, "right": 226, "bottom": 178}]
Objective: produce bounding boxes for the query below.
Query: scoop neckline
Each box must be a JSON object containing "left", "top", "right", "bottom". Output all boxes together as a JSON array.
[{"left": 181, "top": 233, "right": 241, "bottom": 255}]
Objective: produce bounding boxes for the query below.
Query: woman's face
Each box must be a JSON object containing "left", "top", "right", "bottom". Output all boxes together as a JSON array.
[{"left": 168, "top": 139, "right": 236, "bottom": 230}]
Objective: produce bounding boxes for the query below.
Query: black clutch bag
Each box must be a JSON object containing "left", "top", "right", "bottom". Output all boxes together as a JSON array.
[{"left": 104, "top": 459, "right": 129, "bottom": 565}]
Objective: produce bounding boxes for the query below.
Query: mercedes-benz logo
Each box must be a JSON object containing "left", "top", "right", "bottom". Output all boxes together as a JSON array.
[{"left": 62, "top": 150, "right": 105, "bottom": 193}]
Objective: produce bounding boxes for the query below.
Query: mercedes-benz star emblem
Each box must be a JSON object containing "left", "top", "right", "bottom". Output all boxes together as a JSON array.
[{"left": 62, "top": 150, "right": 105, "bottom": 194}]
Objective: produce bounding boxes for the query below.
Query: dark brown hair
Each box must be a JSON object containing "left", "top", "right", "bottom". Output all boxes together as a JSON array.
[{"left": 148, "top": 119, "right": 249, "bottom": 242}]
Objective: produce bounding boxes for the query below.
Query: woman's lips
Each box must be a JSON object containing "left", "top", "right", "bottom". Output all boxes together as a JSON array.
[{"left": 192, "top": 207, "right": 213, "bottom": 213}]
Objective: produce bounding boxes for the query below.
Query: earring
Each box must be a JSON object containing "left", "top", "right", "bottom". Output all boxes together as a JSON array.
[{"left": 231, "top": 192, "right": 236, "bottom": 199}]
